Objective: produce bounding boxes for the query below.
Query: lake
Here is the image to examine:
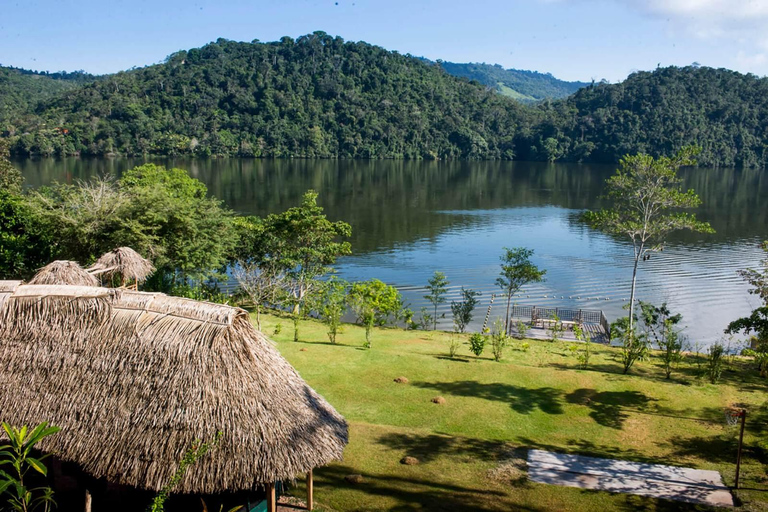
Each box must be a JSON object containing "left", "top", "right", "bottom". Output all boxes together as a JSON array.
[{"left": 15, "top": 158, "right": 768, "bottom": 347}]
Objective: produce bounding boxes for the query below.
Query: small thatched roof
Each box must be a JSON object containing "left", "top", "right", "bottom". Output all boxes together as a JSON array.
[
  {"left": 88, "top": 246, "right": 155, "bottom": 285},
  {"left": 0, "top": 281, "right": 347, "bottom": 494},
  {"left": 27, "top": 260, "right": 99, "bottom": 287}
]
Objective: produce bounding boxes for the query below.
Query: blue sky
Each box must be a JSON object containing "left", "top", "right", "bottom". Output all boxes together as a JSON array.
[{"left": 2, "top": 0, "right": 768, "bottom": 82}]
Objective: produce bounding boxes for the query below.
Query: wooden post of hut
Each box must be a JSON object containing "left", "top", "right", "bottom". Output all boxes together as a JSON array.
[
  {"left": 266, "top": 482, "right": 276, "bottom": 512},
  {"left": 307, "top": 470, "right": 314, "bottom": 510}
]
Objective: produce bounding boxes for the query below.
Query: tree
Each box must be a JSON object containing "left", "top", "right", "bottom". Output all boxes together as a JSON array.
[
  {"left": 451, "top": 287, "right": 481, "bottom": 333},
  {"left": 314, "top": 277, "right": 349, "bottom": 344},
  {"left": 0, "top": 190, "right": 52, "bottom": 280},
  {"left": 258, "top": 190, "right": 351, "bottom": 342},
  {"left": 727, "top": 241, "right": 768, "bottom": 346},
  {"left": 582, "top": 147, "right": 713, "bottom": 336},
  {"left": 0, "top": 139, "right": 22, "bottom": 194},
  {"left": 348, "top": 279, "right": 403, "bottom": 348},
  {"left": 496, "top": 247, "right": 546, "bottom": 331},
  {"left": 424, "top": 271, "right": 449, "bottom": 330}
]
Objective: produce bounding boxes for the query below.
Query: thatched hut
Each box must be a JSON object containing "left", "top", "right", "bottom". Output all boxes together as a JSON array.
[
  {"left": 88, "top": 246, "right": 155, "bottom": 289},
  {"left": 0, "top": 281, "right": 347, "bottom": 512},
  {"left": 27, "top": 260, "right": 99, "bottom": 287}
]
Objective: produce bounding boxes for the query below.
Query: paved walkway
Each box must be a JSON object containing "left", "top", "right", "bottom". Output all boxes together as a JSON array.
[{"left": 527, "top": 449, "right": 733, "bottom": 508}]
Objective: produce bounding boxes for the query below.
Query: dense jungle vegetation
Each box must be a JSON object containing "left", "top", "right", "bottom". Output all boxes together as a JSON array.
[{"left": 3, "top": 33, "right": 768, "bottom": 167}]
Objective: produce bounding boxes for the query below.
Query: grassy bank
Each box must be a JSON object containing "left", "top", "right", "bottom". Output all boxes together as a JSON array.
[{"left": 258, "top": 313, "right": 768, "bottom": 511}]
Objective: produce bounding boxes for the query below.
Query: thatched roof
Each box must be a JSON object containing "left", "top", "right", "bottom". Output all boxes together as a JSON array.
[
  {"left": 88, "top": 246, "right": 155, "bottom": 285},
  {"left": 27, "top": 260, "right": 99, "bottom": 287},
  {"left": 0, "top": 281, "right": 347, "bottom": 494}
]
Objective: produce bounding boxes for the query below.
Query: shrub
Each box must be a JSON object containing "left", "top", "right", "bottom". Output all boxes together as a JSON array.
[
  {"left": 273, "top": 323, "right": 282, "bottom": 336},
  {"left": 521, "top": 342, "right": 530, "bottom": 352},
  {"left": 491, "top": 319, "right": 509, "bottom": 362},
  {"left": 469, "top": 332, "right": 486, "bottom": 357},
  {"left": 573, "top": 325, "right": 591, "bottom": 370},
  {"left": 548, "top": 314, "right": 564, "bottom": 342},
  {"left": 515, "top": 320, "right": 529, "bottom": 340},
  {"left": 451, "top": 287, "right": 482, "bottom": 333},
  {"left": 448, "top": 334, "right": 461, "bottom": 358},
  {"left": 707, "top": 343, "right": 725, "bottom": 384}
]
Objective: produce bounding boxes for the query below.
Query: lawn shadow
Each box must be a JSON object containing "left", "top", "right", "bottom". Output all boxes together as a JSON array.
[
  {"left": 315, "top": 463, "right": 546, "bottom": 512},
  {"left": 412, "top": 380, "right": 564, "bottom": 415},
  {"left": 375, "top": 431, "right": 506, "bottom": 464},
  {"left": 565, "top": 388, "right": 657, "bottom": 429}
]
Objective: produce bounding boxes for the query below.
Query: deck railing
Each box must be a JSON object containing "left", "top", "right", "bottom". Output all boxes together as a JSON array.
[{"left": 510, "top": 305, "right": 611, "bottom": 340}]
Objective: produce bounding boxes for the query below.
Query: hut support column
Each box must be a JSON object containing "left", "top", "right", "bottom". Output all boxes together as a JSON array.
[
  {"left": 84, "top": 489, "right": 92, "bottom": 512},
  {"left": 266, "top": 482, "right": 276, "bottom": 512},
  {"left": 306, "top": 470, "right": 314, "bottom": 510}
]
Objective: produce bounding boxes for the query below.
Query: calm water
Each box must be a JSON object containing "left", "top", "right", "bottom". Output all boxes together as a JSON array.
[{"left": 16, "top": 158, "right": 768, "bottom": 346}]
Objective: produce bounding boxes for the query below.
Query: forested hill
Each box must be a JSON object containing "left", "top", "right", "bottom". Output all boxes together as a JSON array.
[
  {"left": 4, "top": 35, "right": 526, "bottom": 159},
  {"left": 4, "top": 35, "right": 768, "bottom": 167},
  {"left": 438, "top": 61, "right": 588, "bottom": 102},
  {"left": 0, "top": 66, "right": 95, "bottom": 124},
  {"left": 534, "top": 66, "right": 768, "bottom": 168}
]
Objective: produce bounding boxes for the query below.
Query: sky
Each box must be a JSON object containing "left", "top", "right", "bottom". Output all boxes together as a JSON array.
[{"left": 2, "top": 0, "right": 768, "bottom": 82}]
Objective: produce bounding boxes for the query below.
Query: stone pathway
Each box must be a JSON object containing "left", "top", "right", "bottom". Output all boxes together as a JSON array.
[{"left": 527, "top": 449, "right": 733, "bottom": 508}]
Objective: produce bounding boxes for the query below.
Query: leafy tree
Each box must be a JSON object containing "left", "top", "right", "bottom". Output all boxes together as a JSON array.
[
  {"left": 348, "top": 279, "right": 403, "bottom": 348},
  {"left": 496, "top": 247, "right": 546, "bottom": 331},
  {"left": 0, "top": 139, "right": 22, "bottom": 194},
  {"left": 727, "top": 241, "right": 768, "bottom": 344},
  {"left": 262, "top": 190, "right": 351, "bottom": 314},
  {"left": 450, "top": 287, "right": 481, "bottom": 333},
  {"left": 583, "top": 147, "right": 713, "bottom": 335},
  {"left": 0, "top": 191, "right": 52, "bottom": 280},
  {"left": 314, "top": 276, "right": 349, "bottom": 344},
  {"left": 0, "top": 422, "right": 60, "bottom": 512},
  {"left": 424, "top": 271, "right": 449, "bottom": 331}
]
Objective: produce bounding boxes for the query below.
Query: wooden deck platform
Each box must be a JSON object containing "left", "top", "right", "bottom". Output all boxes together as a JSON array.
[{"left": 508, "top": 305, "right": 611, "bottom": 344}]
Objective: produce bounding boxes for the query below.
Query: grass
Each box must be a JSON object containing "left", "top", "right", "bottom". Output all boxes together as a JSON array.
[{"left": 259, "top": 313, "right": 768, "bottom": 511}]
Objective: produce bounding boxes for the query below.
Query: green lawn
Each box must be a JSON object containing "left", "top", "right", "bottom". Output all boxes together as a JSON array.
[{"left": 259, "top": 313, "right": 768, "bottom": 511}]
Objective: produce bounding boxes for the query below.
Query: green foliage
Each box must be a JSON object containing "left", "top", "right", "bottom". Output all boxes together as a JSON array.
[
  {"left": 547, "top": 314, "right": 564, "bottom": 343},
  {"left": 273, "top": 323, "right": 282, "bottom": 336},
  {"left": 639, "top": 301, "right": 684, "bottom": 379},
  {"left": 0, "top": 422, "right": 60, "bottom": 512},
  {"left": 315, "top": 276, "right": 349, "bottom": 344},
  {"left": 0, "top": 140, "right": 22, "bottom": 194},
  {"left": 260, "top": 190, "right": 351, "bottom": 321},
  {"left": 496, "top": 247, "right": 546, "bottom": 331},
  {"left": 520, "top": 342, "right": 530, "bottom": 352},
  {"left": 26, "top": 164, "right": 237, "bottom": 281},
  {"left": 4, "top": 36, "right": 524, "bottom": 160},
  {"left": 743, "top": 343, "right": 768, "bottom": 377},
  {"left": 707, "top": 344, "right": 725, "bottom": 384},
  {"left": 514, "top": 320, "right": 529, "bottom": 340},
  {"left": 0, "top": 190, "right": 53, "bottom": 280},
  {"left": 416, "top": 307, "right": 433, "bottom": 331},
  {"left": 448, "top": 334, "right": 461, "bottom": 358},
  {"left": 424, "top": 271, "right": 449, "bottom": 331},
  {"left": 349, "top": 279, "right": 403, "bottom": 348},
  {"left": 149, "top": 432, "right": 223, "bottom": 512},
  {"left": 728, "top": 242, "right": 768, "bottom": 344},
  {"left": 450, "top": 287, "right": 480, "bottom": 333},
  {"left": 438, "top": 61, "right": 588, "bottom": 103},
  {"left": 490, "top": 319, "right": 509, "bottom": 362},
  {"left": 468, "top": 332, "right": 486, "bottom": 357},
  {"left": 611, "top": 316, "right": 649, "bottom": 374},
  {"left": 573, "top": 324, "right": 591, "bottom": 369},
  {"left": 583, "top": 147, "right": 713, "bottom": 334}
]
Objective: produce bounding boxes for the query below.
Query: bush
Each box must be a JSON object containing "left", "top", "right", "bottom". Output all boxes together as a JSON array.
[
  {"left": 448, "top": 334, "right": 461, "bottom": 358},
  {"left": 573, "top": 325, "right": 591, "bottom": 369},
  {"left": 521, "top": 342, "right": 530, "bottom": 352},
  {"left": 469, "top": 332, "right": 486, "bottom": 357},
  {"left": 273, "top": 323, "right": 282, "bottom": 336},
  {"left": 707, "top": 343, "right": 725, "bottom": 384},
  {"left": 491, "top": 319, "right": 509, "bottom": 362},
  {"left": 515, "top": 320, "right": 529, "bottom": 340}
]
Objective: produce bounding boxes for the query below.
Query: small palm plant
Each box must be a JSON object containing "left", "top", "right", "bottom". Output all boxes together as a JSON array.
[{"left": 0, "top": 422, "right": 61, "bottom": 512}]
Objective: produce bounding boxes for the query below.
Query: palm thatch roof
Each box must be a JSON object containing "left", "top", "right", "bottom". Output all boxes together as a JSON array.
[
  {"left": 0, "top": 281, "right": 347, "bottom": 494},
  {"left": 27, "top": 260, "right": 99, "bottom": 287},
  {"left": 88, "top": 246, "right": 155, "bottom": 285}
]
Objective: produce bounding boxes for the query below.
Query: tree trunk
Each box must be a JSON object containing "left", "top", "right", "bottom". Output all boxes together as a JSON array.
[
  {"left": 255, "top": 305, "right": 261, "bottom": 331},
  {"left": 433, "top": 304, "right": 438, "bottom": 331},
  {"left": 505, "top": 291, "right": 512, "bottom": 332},
  {"left": 84, "top": 489, "right": 92, "bottom": 512},
  {"left": 628, "top": 250, "right": 641, "bottom": 334}
]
